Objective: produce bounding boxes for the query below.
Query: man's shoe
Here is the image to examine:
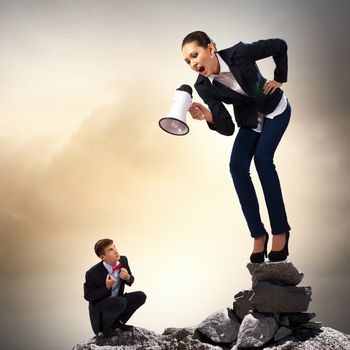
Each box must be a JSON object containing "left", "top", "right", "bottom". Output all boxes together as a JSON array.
[
  {"left": 114, "top": 320, "right": 134, "bottom": 332},
  {"left": 102, "top": 329, "right": 119, "bottom": 337}
]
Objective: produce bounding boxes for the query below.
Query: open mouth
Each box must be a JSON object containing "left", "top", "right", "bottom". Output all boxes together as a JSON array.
[{"left": 196, "top": 66, "right": 205, "bottom": 73}]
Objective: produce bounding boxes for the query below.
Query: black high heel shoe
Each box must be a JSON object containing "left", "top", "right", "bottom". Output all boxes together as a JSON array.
[
  {"left": 268, "top": 231, "right": 290, "bottom": 262},
  {"left": 250, "top": 233, "right": 269, "bottom": 264}
]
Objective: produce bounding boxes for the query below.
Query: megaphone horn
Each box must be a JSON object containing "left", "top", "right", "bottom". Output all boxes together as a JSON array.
[{"left": 159, "top": 84, "right": 192, "bottom": 136}]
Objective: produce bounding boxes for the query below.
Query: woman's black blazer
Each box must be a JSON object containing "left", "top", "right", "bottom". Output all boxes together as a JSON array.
[{"left": 194, "top": 38, "right": 288, "bottom": 136}]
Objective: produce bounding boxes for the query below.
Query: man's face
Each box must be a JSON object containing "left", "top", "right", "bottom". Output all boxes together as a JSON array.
[{"left": 100, "top": 243, "right": 120, "bottom": 266}]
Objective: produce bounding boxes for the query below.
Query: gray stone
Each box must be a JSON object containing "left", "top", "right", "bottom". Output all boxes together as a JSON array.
[
  {"left": 262, "top": 327, "right": 350, "bottom": 349},
  {"left": 233, "top": 289, "right": 254, "bottom": 320},
  {"left": 93, "top": 327, "right": 161, "bottom": 348},
  {"left": 247, "top": 261, "right": 304, "bottom": 287},
  {"left": 296, "top": 321, "right": 323, "bottom": 330},
  {"left": 283, "top": 312, "right": 316, "bottom": 326},
  {"left": 273, "top": 313, "right": 280, "bottom": 323},
  {"left": 162, "top": 327, "right": 180, "bottom": 335},
  {"left": 73, "top": 325, "right": 350, "bottom": 350},
  {"left": 274, "top": 326, "right": 293, "bottom": 342},
  {"left": 251, "top": 281, "right": 312, "bottom": 313},
  {"left": 197, "top": 308, "right": 240, "bottom": 344},
  {"left": 162, "top": 326, "right": 196, "bottom": 341},
  {"left": 73, "top": 326, "right": 224, "bottom": 350},
  {"left": 176, "top": 338, "right": 224, "bottom": 350},
  {"left": 236, "top": 312, "right": 278, "bottom": 348},
  {"left": 279, "top": 316, "right": 290, "bottom": 327}
]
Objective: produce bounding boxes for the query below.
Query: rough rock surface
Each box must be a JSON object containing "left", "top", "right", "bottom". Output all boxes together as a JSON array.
[
  {"left": 233, "top": 290, "right": 254, "bottom": 320},
  {"left": 78, "top": 327, "right": 161, "bottom": 349},
  {"left": 236, "top": 312, "right": 278, "bottom": 348},
  {"left": 283, "top": 312, "right": 316, "bottom": 326},
  {"left": 197, "top": 309, "right": 240, "bottom": 344},
  {"left": 274, "top": 326, "right": 292, "bottom": 342},
  {"left": 73, "top": 326, "right": 224, "bottom": 350},
  {"left": 247, "top": 261, "right": 304, "bottom": 287},
  {"left": 251, "top": 281, "right": 312, "bottom": 313},
  {"left": 263, "top": 327, "right": 350, "bottom": 350},
  {"left": 73, "top": 326, "right": 350, "bottom": 350}
]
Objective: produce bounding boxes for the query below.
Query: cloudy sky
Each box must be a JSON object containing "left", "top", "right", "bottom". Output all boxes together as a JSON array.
[{"left": 0, "top": 1, "right": 349, "bottom": 349}]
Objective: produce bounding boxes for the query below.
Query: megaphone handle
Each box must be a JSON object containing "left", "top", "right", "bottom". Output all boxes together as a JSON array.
[{"left": 188, "top": 102, "right": 208, "bottom": 121}]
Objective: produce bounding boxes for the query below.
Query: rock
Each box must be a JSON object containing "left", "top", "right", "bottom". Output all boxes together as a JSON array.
[
  {"left": 73, "top": 326, "right": 225, "bottom": 350},
  {"left": 197, "top": 308, "right": 240, "bottom": 344},
  {"left": 233, "top": 289, "right": 254, "bottom": 320},
  {"left": 279, "top": 316, "right": 289, "bottom": 327},
  {"left": 93, "top": 327, "right": 161, "bottom": 348},
  {"left": 283, "top": 312, "right": 316, "bottom": 326},
  {"left": 296, "top": 321, "right": 323, "bottom": 330},
  {"left": 162, "top": 326, "right": 196, "bottom": 341},
  {"left": 74, "top": 320, "right": 350, "bottom": 350},
  {"left": 274, "top": 326, "right": 292, "bottom": 342},
  {"left": 162, "top": 327, "right": 180, "bottom": 335},
  {"left": 262, "top": 327, "right": 350, "bottom": 349},
  {"left": 273, "top": 313, "right": 280, "bottom": 323},
  {"left": 247, "top": 261, "right": 304, "bottom": 287},
  {"left": 251, "top": 281, "right": 312, "bottom": 313},
  {"left": 236, "top": 312, "right": 278, "bottom": 348},
  {"left": 175, "top": 337, "right": 224, "bottom": 350}
]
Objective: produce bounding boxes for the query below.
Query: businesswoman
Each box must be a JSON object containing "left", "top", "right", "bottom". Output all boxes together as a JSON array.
[{"left": 182, "top": 31, "right": 291, "bottom": 263}]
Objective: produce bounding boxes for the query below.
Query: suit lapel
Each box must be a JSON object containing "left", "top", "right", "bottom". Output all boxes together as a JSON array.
[
  {"left": 218, "top": 46, "right": 245, "bottom": 89},
  {"left": 212, "top": 79, "right": 247, "bottom": 101},
  {"left": 196, "top": 45, "right": 250, "bottom": 102},
  {"left": 218, "top": 44, "right": 249, "bottom": 95},
  {"left": 98, "top": 261, "right": 108, "bottom": 282},
  {"left": 99, "top": 260, "right": 108, "bottom": 272}
]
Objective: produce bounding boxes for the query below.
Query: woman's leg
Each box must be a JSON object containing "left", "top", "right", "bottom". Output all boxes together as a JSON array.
[
  {"left": 230, "top": 127, "right": 268, "bottom": 238},
  {"left": 254, "top": 103, "right": 291, "bottom": 238}
]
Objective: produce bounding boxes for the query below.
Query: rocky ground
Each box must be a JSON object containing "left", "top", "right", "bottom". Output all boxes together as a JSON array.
[{"left": 73, "top": 262, "right": 350, "bottom": 350}]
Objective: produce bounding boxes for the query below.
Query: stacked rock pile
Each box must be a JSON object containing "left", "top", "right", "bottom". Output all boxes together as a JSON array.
[{"left": 197, "top": 261, "right": 321, "bottom": 348}]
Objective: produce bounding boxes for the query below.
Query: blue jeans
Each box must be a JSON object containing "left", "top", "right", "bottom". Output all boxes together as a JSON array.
[{"left": 230, "top": 102, "right": 291, "bottom": 238}]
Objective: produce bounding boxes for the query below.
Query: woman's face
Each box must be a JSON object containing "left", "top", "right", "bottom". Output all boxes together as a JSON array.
[{"left": 182, "top": 41, "right": 219, "bottom": 77}]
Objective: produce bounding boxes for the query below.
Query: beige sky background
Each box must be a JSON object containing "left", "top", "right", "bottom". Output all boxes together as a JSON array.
[{"left": 0, "top": 1, "right": 349, "bottom": 349}]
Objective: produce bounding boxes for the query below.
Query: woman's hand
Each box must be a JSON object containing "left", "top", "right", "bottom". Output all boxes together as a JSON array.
[
  {"left": 188, "top": 102, "right": 214, "bottom": 124},
  {"left": 263, "top": 80, "right": 282, "bottom": 95}
]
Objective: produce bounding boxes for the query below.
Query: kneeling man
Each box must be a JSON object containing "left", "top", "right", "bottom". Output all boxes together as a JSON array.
[{"left": 84, "top": 238, "right": 146, "bottom": 336}]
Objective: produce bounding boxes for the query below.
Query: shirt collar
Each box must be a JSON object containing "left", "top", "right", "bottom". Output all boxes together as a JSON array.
[
  {"left": 208, "top": 53, "right": 231, "bottom": 83},
  {"left": 103, "top": 261, "right": 117, "bottom": 274}
]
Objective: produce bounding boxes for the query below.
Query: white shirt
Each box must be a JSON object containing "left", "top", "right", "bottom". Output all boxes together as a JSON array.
[
  {"left": 209, "top": 53, "right": 287, "bottom": 133},
  {"left": 209, "top": 54, "right": 248, "bottom": 96}
]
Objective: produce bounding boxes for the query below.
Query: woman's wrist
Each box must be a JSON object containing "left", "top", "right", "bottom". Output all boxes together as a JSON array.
[{"left": 204, "top": 110, "right": 214, "bottom": 124}]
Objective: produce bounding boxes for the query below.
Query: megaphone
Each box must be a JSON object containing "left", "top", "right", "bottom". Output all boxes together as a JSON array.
[{"left": 159, "top": 84, "right": 192, "bottom": 136}]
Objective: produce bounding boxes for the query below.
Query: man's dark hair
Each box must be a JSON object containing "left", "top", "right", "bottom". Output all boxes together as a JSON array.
[
  {"left": 181, "top": 30, "right": 216, "bottom": 50},
  {"left": 94, "top": 238, "right": 113, "bottom": 257}
]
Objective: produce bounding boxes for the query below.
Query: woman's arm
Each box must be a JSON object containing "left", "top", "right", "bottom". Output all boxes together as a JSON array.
[
  {"left": 244, "top": 38, "right": 288, "bottom": 84},
  {"left": 193, "top": 86, "right": 235, "bottom": 136}
]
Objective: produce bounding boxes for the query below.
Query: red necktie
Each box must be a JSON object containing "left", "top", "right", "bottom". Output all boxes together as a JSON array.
[{"left": 112, "top": 262, "right": 122, "bottom": 273}]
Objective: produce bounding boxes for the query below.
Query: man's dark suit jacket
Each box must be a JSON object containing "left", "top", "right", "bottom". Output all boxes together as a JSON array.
[
  {"left": 194, "top": 38, "right": 288, "bottom": 136},
  {"left": 84, "top": 255, "right": 134, "bottom": 335}
]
